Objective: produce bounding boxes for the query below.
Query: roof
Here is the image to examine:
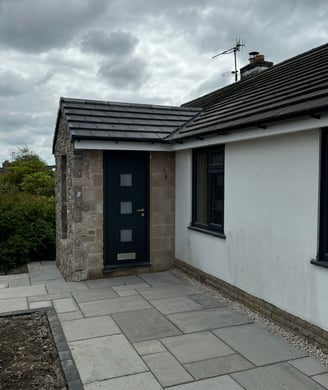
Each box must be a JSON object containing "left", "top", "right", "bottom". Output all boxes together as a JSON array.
[
  {"left": 54, "top": 42, "right": 328, "bottom": 149},
  {"left": 176, "top": 42, "right": 328, "bottom": 140},
  {"left": 56, "top": 98, "right": 200, "bottom": 144}
]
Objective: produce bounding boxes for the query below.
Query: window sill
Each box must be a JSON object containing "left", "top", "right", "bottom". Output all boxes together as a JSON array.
[
  {"left": 310, "top": 259, "right": 328, "bottom": 269},
  {"left": 188, "top": 225, "right": 226, "bottom": 239}
]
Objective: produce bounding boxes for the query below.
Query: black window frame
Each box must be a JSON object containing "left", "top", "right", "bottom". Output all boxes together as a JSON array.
[
  {"left": 191, "top": 145, "right": 225, "bottom": 237},
  {"left": 312, "top": 130, "right": 328, "bottom": 268}
]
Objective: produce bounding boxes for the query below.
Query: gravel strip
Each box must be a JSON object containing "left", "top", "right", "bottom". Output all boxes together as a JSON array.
[{"left": 172, "top": 268, "right": 328, "bottom": 365}]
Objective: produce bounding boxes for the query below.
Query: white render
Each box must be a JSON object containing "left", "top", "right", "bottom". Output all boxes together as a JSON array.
[{"left": 175, "top": 127, "right": 328, "bottom": 332}]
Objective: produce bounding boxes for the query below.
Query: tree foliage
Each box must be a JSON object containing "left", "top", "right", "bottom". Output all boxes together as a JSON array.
[
  {"left": 0, "top": 147, "right": 56, "bottom": 272},
  {"left": 0, "top": 147, "right": 55, "bottom": 195}
]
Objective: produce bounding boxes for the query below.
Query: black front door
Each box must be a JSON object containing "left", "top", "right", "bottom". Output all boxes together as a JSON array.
[{"left": 103, "top": 151, "right": 149, "bottom": 270}]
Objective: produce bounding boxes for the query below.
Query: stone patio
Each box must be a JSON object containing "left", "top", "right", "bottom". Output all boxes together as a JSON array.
[{"left": 1, "top": 261, "right": 328, "bottom": 389}]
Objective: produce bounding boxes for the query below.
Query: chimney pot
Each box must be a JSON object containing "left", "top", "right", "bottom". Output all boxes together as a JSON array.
[
  {"left": 249, "top": 51, "right": 259, "bottom": 64},
  {"left": 255, "top": 54, "right": 265, "bottom": 62}
]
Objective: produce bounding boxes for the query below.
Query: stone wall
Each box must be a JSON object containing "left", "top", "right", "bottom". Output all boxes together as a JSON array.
[
  {"left": 150, "top": 152, "right": 175, "bottom": 271},
  {"left": 54, "top": 115, "right": 103, "bottom": 280},
  {"left": 54, "top": 115, "right": 74, "bottom": 279}
]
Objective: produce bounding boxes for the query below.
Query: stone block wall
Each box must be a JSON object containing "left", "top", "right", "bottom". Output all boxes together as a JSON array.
[
  {"left": 70, "top": 150, "right": 103, "bottom": 280},
  {"left": 150, "top": 152, "right": 175, "bottom": 271},
  {"left": 54, "top": 115, "right": 103, "bottom": 280}
]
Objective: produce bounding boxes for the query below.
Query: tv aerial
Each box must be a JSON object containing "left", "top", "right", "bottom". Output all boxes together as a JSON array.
[{"left": 212, "top": 39, "right": 245, "bottom": 82}]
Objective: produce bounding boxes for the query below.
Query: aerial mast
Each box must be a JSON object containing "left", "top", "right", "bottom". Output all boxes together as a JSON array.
[{"left": 212, "top": 39, "right": 245, "bottom": 82}]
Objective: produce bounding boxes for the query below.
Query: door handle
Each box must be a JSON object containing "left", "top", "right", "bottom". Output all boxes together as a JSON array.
[{"left": 136, "top": 208, "right": 145, "bottom": 216}]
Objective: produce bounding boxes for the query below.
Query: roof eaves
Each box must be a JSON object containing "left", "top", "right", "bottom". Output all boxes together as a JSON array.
[
  {"left": 172, "top": 102, "right": 328, "bottom": 142},
  {"left": 71, "top": 133, "right": 168, "bottom": 144}
]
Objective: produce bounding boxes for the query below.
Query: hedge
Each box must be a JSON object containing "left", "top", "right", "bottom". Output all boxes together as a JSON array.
[{"left": 0, "top": 193, "right": 55, "bottom": 272}]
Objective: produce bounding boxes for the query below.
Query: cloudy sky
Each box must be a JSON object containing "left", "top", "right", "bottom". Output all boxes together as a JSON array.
[{"left": 0, "top": 0, "right": 327, "bottom": 163}]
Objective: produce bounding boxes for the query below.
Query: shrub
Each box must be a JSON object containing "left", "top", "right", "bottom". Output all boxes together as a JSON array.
[{"left": 0, "top": 193, "right": 55, "bottom": 273}]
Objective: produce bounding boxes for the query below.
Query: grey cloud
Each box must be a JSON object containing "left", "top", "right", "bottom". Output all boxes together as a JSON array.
[
  {"left": 0, "top": 0, "right": 108, "bottom": 52},
  {"left": 0, "top": 111, "right": 52, "bottom": 130},
  {"left": 0, "top": 71, "right": 31, "bottom": 97},
  {"left": 0, "top": 71, "right": 53, "bottom": 97},
  {"left": 98, "top": 57, "right": 149, "bottom": 89},
  {"left": 81, "top": 29, "right": 138, "bottom": 56}
]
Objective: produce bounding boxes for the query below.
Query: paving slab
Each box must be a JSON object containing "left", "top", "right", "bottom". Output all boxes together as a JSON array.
[
  {"left": 166, "top": 375, "right": 244, "bottom": 389},
  {"left": 29, "top": 301, "right": 52, "bottom": 309},
  {"left": 150, "top": 296, "right": 203, "bottom": 314},
  {"left": 214, "top": 323, "right": 306, "bottom": 366},
  {"left": 168, "top": 307, "right": 251, "bottom": 333},
  {"left": 28, "top": 292, "right": 72, "bottom": 303},
  {"left": 133, "top": 340, "right": 166, "bottom": 355},
  {"left": 79, "top": 295, "right": 151, "bottom": 317},
  {"left": 58, "top": 311, "right": 84, "bottom": 322},
  {"left": 7, "top": 278, "right": 31, "bottom": 288},
  {"left": 0, "top": 297, "right": 28, "bottom": 313},
  {"left": 29, "top": 267, "right": 63, "bottom": 283},
  {"left": 111, "top": 288, "right": 139, "bottom": 296},
  {"left": 161, "top": 331, "right": 233, "bottom": 364},
  {"left": 0, "top": 273, "right": 31, "bottom": 287},
  {"left": 232, "top": 363, "right": 325, "bottom": 390},
  {"left": 137, "top": 284, "right": 201, "bottom": 300},
  {"left": 288, "top": 357, "right": 328, "bottom": 376},
  {"left": 312, "top": 373, "right": 328, "bottom": 388},
  {"left": 84, "top": 372, "right": 162, "bottom": 390},
  {"left": 139, "top": 271, "right": 185, "bottom": 286},
  {"left": 112, "top": 282, "right": 151, "bottom": 296},
  {"left": 112, "top": 308, "right": 181, "bottom": 342},
  {"left": 143, "top": 351, "right": 193, "bottom": 387},
  {"left": 72, "top": 288, "right": 118, "bottom": 303},
  {"left": 45, "top": 281, "right": 88, "bottom": 294},
  {"left": 61, "top": 316, "right": 120, "bottom": 341},
  {"left": 53, "top": 298, "right": 79, "bottom": 313},
  {"left": 0, "top": 284, "right": 46, "bottom": 299},
  {"left": 0, "top": 273, "right": 30, "bottom": 282},
  {"left": 69, "top": 334, "right": 148, "bottom": 384},
  {"left": 184, "top": 353, "right": 254, "bottom": 380},
  {"left": 85, "top": 275, "right": 144, "bottom": 288},
  {"left": 189, "top": 294, "right": 225, "bottom": 308},
  {"left": 28, "top": 261, "right": 57, "bottom": 270}
]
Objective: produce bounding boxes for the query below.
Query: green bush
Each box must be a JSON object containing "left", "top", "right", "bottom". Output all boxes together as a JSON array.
[{"left": 0, "top": 193, "right": 55, "bottom": 272}]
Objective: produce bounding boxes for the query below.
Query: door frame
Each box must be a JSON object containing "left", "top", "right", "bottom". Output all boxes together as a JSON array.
[{"left": 103, "top": 150, "right": 150, "bottom": 271}]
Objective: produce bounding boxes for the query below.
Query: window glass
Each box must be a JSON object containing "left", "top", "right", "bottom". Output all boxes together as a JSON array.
[
  {"left": 120, "top": 174, "right": 132, "bottom": 187},
  {"left": 120, "top": 201, "right": 132, "bottom": 215},
  {"left": 193, "top": 146, "right": 224, "bottom": 234},
  {"left": 196, "top": 151, "right": 207, "bottom": 224},
  {"left": 210, "top": 151, "right": 224, "bottom": 166},
  {"left": 120, "top": 229, "right": 132, "bottom": 242},
  {"left": 210, "top": 172, "right": 224, "bottom": 225}
]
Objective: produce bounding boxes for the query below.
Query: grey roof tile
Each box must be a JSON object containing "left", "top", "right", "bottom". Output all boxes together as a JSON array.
[
  {"left": 176, "top": 42, "right": 328, "bottom": 139},
  {"left": 59, "top": 98, "right": 200, "bottom": 142},
  {"left": 55, "top": 43, "right": 328, "bottom": 148}
]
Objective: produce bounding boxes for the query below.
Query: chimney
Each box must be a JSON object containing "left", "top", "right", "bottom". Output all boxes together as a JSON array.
[{"left": 240, "top": 51, "right": 273, "bottom": 79}]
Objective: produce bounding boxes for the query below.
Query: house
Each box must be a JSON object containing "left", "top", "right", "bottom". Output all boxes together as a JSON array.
[{"left": 53, "top": 43, "right": 328, "bottom": 349}]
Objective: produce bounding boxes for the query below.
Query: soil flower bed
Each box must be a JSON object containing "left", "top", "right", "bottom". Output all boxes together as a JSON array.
[{"left": 0, "top": 312, "right": 66, "bottom": 389}]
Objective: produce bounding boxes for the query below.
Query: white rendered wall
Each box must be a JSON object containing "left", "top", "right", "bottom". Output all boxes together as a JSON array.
[{"left": 175, "top": 129, "right": 328, "bottom": 331}]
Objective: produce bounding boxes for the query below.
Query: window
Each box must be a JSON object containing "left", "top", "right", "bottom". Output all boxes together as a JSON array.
[
  {"left": 317, "top": 131, "right": 328, "bottom": 265},
  {"left": 192, "top": 146, "right": 225, "bottom": 235}
]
